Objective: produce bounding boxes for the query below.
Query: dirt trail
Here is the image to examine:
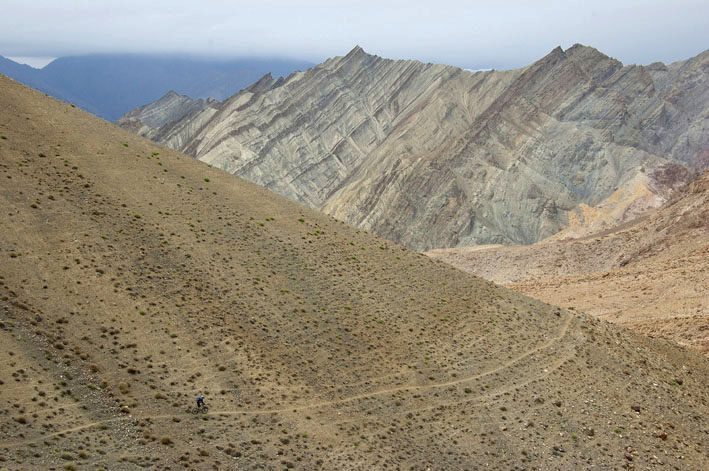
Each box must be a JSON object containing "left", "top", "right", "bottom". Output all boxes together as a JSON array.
[{"left": 2, "top": 314, "right": 574, "bottom": 449}]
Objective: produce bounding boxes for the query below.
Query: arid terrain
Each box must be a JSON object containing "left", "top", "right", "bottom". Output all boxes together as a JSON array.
[
  {"left": 428, "top": 170, "right": 709, "bottom": 355},
  {"left": 120, "top": 45, "right": 709, "bottom": 250},
  {"left": 1, "top": 75, "right": 708, "bottom": 470}
]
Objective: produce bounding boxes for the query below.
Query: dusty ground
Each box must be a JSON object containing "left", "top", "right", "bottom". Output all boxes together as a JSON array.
[
  {"left": 1, "top": 74, "right": 708, "bottom": 470},
  {"left": 428, "top": 170, "right": 709, "bottom": 355}
]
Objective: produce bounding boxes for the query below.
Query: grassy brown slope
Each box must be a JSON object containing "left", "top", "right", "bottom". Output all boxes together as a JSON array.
[
  {"left": 428, "top": 171, "right": 709, "bottom": 354},
  {"left": 0, "top": 74, "right": 707, "bottom": 470}
]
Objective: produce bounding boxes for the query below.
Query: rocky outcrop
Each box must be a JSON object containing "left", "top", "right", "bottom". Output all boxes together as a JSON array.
[
  {"left": 115, "top": 90, "right": 216, "bottom": 138},
  {"left": 120, "top": 45, "right": 709, "bottom": 250}
]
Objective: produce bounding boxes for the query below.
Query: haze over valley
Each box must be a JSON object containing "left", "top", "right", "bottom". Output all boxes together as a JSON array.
[{"left": 0, "top": 54, "right": 313, "bottom": 120}]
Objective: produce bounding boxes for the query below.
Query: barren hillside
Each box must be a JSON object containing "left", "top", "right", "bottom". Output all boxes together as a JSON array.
[
  {"left": 121, "top": 45, "right": 709, "bottom": 250},
  {"left": 428, "top": 171, "right": 709, "bottom": 354},
  {"left": 2, "top": 75, "right": 708, "bottom": 470}
]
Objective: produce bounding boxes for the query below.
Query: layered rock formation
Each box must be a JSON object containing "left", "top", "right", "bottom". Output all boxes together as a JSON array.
[
  {"left": 120, "top": 45, "right": 709, "bottom": 250},
  {"left": 115, "top": 90, "right": 216, "bottom": 138},
  {"left": 427, "top": 169, "right": 709, "bottom": 353}
]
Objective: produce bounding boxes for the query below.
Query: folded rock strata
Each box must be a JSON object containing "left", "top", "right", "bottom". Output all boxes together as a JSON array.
[{"left": 120, "top": 45, "right": 709, "bottom": 250}]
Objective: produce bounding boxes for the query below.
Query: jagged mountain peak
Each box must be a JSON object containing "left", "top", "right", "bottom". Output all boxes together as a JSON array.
[
  {"left": 328, "top": 44, "right": 382, "bottom": 71},
  {"left": 565, "top": 43, "right": 611, "bottom": 58},
  {"left": 115, "top": 87, "right": 217, "bottom": 131},
  {"left": 244, "top": 72, "right": 276, "bottom": 93},
  {"left": 119, "top": 46, "right": 709, "bottom": 250},
  {"left": 162, "top": 90, "right": 181, "bottom": 99},
  {"left": 345, "top": 44, "right": 367, "bottom": 58},
  {"left": 533, "top": 43, "right": 620, "bottom": 74}
]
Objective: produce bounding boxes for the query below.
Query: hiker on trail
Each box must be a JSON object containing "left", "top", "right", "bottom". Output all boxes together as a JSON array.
[{"left": 196, "top": 395, "right": 205, "bottom": 408}]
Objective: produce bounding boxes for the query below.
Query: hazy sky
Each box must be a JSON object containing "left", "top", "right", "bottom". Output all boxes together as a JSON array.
[{"left": 2, "top": 0, "right": 707, "bottom": 70}]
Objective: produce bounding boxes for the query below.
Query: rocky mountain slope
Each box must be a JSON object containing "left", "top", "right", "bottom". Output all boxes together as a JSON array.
[
  {"left": 116, "top": 90, "right": 217, "bottom": 137},
  {"left": 2, "top": 75, "right": 708, "bottom": 470},
  {"left": 428, "top": 169, "right": 709, "bottom": 354},
  {"left": 121, "top": 45, "right": 709, "bottom": 250},
  {"left": 0, "top": 54, "right": 313, "bottom": 120}
]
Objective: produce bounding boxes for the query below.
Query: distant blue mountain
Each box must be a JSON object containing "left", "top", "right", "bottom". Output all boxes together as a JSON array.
[{"left": 0, "top": 54, "right": 313, "bottom": 120}]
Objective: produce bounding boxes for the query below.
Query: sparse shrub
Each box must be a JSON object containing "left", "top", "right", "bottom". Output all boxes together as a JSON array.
[
  {"left": 160, "top": 436, "right": 172, "bottom": 445},
  {"left": 122, "top": 143, "right": 128, "bottom": 147},
  {"left": 464, "top": 388, "right": 472, "bottom": 394},
  {"left": 204, "top": 178, "right": 210, "bottom": 182},
  {"left": 0, "top": 136, "right": 6, "bottom": 139}
]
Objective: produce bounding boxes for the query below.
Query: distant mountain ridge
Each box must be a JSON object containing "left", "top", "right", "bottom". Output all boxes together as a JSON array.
[
  {"left": 0, "top": 54, "right": 313, "bottom": 120},
  {"left": 120, "top": 45, "right": 709, "bottom": 250}
]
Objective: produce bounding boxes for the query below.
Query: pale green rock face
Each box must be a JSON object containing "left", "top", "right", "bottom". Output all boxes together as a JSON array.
[{"left": 119, "top": 45, "right": 709, "bottom": 250}]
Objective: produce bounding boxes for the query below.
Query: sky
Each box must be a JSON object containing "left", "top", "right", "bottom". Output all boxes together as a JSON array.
[{"left": 2, "top": 0, "right": 708, "bottom": 70}]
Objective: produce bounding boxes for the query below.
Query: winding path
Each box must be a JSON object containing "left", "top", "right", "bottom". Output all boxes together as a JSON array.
[{"left": 2, "top": 313, "right": 575, "bottom": 449}]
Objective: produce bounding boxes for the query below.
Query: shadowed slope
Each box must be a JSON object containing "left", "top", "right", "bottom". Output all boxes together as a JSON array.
[{"left": 1, "top": 75, "right": 708, "bottom": 470}]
